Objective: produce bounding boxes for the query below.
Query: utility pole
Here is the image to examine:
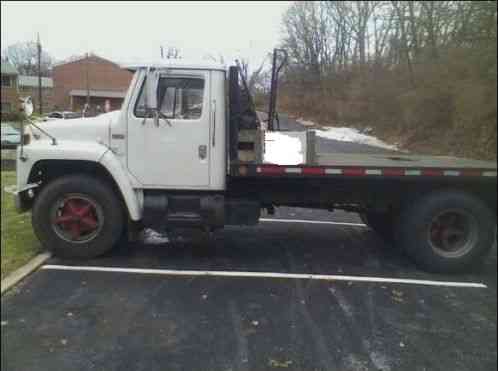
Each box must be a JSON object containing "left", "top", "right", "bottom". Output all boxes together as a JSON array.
[
  {"left": 82, "top": 52, "right": 90, "bottom": 117},
  {"left": 37, "top": 33, "right": 42, "bottom": 115},
  {"left": 86, "top": 52, "right": 90, "bottom": 106}
]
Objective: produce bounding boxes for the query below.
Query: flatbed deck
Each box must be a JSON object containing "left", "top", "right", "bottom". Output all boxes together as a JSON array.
[
  {"left": 232, "top": 153, "right": 497, "bottom": 179},
  {"left": 314, "top": 153, "right": 497, "bottom": 169}
]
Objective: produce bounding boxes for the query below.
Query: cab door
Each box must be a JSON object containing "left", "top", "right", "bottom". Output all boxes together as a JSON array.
[{"left": 126, "top": 70, "right": 211, "bottom": 189}]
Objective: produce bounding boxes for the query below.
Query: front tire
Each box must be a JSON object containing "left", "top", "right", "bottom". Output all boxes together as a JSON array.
[
  {"left": 32, "top": 175, "right": 125, "bottom": 259},
  {"left": 395, "top": 190, "right": 496, "bottom": 273}
]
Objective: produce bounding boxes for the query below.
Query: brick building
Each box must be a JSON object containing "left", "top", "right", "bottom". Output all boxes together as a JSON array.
[
  {"left": 52, "top": 54, "right": 133, "bottom": 112},
  {"left": 18, "top": 75, "right": 54, "bottom": 113},
  {"left": 1, "top": 60, "right": 55, "bottom": 115},
  {"left": 1, "top": 61, "right": 19, "bottom": 113}
]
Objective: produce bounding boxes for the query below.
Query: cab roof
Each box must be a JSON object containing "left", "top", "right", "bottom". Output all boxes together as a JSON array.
[{"left": 122, "top": 59, "right": 226, "bottom": 72}]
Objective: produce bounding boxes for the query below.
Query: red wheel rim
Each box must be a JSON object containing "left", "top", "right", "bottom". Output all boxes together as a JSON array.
[
  {"left": 51, "top": 195, "right": 103, "bottom": 243},
  {"left": 428, "top": 209, "right": 478, "bottom": 258}
]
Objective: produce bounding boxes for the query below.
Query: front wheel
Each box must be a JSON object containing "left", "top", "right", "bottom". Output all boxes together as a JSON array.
[
  {"left": 395, "top": 190, "right": 496, "bottom": 273},
  {"left": 32, "top": 175, "right": 125, "bottom": 259}
]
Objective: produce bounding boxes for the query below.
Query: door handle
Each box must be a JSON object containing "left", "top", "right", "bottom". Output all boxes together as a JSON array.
[
  {"left": 211, "top": 99, "right": 216, "bottom": 147},
  {"left": 198, "top": 145, "right": 207, "bottom": 160}
]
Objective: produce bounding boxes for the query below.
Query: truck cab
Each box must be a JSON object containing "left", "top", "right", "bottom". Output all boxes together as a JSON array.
[
  {"left": 122, "top": 62, "right": 227, "bottom": 190},
  {"left": 15, "top": 60, "right": 261, "bottom": 255},
  {"left": 14, "top": 56, "right": 497, "bottom": 273}
]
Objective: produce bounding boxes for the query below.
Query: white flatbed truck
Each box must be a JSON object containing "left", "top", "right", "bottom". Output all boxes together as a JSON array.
[{"left": 14, "top": 50, "right": 497, "bottom": 273}]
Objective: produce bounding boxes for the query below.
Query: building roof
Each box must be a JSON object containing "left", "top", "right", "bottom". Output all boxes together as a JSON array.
[
  {"left": 122, "top": 59, "right": 226, "bottom": 72},
  {"left": 1, "top": 61, "right": 19, "bottom": 75},
  {"left": 69, "top": 89, "right": 127, "bottom": 98},
  {"left": 18, "top": 75, "right": 54, "bottom": 88},
  {"left": 53, "top": 53, "right": 118, "bottom": 68}
]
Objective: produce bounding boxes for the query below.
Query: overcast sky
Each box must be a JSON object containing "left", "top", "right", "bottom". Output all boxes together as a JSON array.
[{"left": 1, "top": 1, "right": 290, "bottom": 68}]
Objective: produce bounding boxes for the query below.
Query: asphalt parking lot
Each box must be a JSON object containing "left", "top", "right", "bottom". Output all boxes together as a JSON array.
[{"left": 2, "top": 207, "right": 497, "bottom": 371}]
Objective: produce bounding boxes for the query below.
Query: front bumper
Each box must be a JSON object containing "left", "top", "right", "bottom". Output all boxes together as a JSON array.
[
  {"left": 14, "top": 192, "right": 30, "bottom": 213},
  {"left": 12, "top": 184, "right": 39, "bottom": 213}
]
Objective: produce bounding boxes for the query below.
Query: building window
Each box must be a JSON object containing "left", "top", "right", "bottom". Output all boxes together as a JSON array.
[
  {"left": 1, "top": 75, "right": 13, "bottom": 87},
  {"left": 1, "top": 102, "right": 12, "bottom": 113},
  {"left": 135, "top": 78, "right": 204, "bottom": 120}
]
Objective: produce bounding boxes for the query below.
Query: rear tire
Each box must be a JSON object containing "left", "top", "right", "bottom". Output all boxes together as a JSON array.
[
  {"left": 32, "top": 175, "right": 125, "bottom": 259},
  {"left": 395, "top": 190, "right": 496, "bottom": 273}
]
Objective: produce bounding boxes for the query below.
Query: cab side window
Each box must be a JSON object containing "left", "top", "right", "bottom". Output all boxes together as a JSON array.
[{"left": 135, "top": 77, "right": 204, "bottom": 120}]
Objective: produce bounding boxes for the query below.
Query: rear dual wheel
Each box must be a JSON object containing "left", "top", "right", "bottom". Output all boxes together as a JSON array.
[
  {"left": 32, "top": 175, "right": 125, "bottom": 259},
  {"left": 395, "top": 190, "right": 496, "bottom": 273}
]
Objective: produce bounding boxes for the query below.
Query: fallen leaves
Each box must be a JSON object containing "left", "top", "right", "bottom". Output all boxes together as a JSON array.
[
  {"left": 268, "top": 358, "right": 293, "bottom": 368},
  {"left": 392, "top": 289, "right": 405, "bottom": 303}
]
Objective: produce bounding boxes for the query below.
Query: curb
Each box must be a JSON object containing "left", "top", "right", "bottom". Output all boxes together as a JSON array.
[{"left": 1, "top": 252, "right": 51, "bottom": 295}]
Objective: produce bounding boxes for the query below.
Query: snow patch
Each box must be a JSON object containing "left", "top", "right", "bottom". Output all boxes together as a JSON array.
[
  {"left": 296, "top": 117, "right": 397, "bottom": 150},
  {"left": 264, "top": 132, "right": 304, "bottom": 165},
  {"left": 142, "top": 228, "right": 170, "bottom": 245},
  {"left": 296, "top": 118, "right": 316, "bottom": 127},
  {"left": 316, "top": 126, "right": 397, "bottom": 150}
]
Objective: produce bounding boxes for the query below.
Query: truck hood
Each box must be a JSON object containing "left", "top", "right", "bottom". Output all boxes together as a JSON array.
[{"left": 35, "top": 110, "right": 122, "bottom": 144}]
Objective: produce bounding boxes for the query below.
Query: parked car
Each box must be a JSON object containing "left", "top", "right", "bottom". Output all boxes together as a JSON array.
[{"left": 1, "top": 124, "right": 21, "bottom": 148}]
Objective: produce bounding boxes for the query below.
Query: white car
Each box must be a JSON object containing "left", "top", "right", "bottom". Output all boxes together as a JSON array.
[{"left": 1, "top": 124, "right": 21, "bottom": 148}]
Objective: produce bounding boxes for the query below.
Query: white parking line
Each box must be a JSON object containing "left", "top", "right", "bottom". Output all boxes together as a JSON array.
[
  {"left": 41, "top": 265, "right": 487, "bottom": 288},
  {"left": 260, "top": 218, "right": 367, "bottom": 227}
]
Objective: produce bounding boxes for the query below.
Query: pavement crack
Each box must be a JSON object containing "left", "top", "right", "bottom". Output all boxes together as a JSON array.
[
  {"left": 329, "top": 287, "right": 392, "bottom": 371},
  {"left": 295, "top": 280, "right": 338, "bottom": 371},
  {"left": 228, "top": 300, "right": 250, "bottom": 371},
  {"left": 286, "top": 250, "right": 338, "bottom": 371}
]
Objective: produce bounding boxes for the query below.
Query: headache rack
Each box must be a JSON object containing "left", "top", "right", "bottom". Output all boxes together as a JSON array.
[{"left": 228, "top": 48, "right": 288, "bottom": 165}]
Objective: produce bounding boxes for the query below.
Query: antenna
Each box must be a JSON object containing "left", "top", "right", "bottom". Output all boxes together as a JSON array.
[{"left": 84, "top": 52, "right": 90, "bottom": 116}]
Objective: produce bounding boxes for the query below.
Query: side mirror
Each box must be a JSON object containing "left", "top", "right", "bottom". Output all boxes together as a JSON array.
[
  {"left": 19, "top": 96, "right": 34, "bottom": 117},
  {"left": 145, "top": 69, "right": 159, "bottom": 111}
]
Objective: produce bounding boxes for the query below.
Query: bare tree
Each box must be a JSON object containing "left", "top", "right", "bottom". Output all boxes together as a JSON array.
[
  {"left": 392, "top": 1, "right": 416, "bottom": 86},
  {"left": 282, "top": 1, "right": 333, "bottom": 78},
  {"left": 238, "top": 58, "right": 267, "bottom": 93},
  {"left": 282, "top": 0, "right": 497, "bottom": 73},
  {"left": 204, "top": 53, "right": 225, "bottom": 65},
  {"left": 278, "top": 1, "right": 498, "bottom": 160},
  {"left": 2, "top": 41, "right": 53, "bottom": 76}
]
